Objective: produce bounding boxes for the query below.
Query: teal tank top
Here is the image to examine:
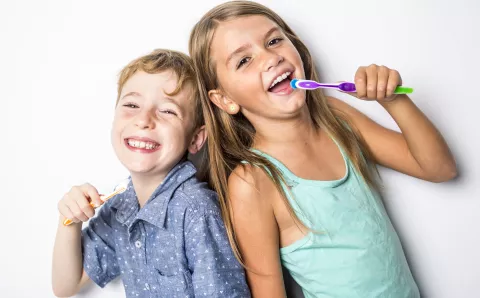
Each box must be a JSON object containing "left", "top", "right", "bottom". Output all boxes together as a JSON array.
[{"left": 252, "top": 143, "right": 420, "bottom": 298}]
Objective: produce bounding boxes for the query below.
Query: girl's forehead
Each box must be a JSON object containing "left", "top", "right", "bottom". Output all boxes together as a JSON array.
[
  {"left": 211, "top": 15, "right": 280, "bottom": 59},
  {"left": 216, "top": 15, "right": 278, "bottom": 35}
]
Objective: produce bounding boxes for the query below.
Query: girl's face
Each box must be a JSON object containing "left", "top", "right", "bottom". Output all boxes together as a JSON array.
[{"left": 209, "top": 15, "right": 306, "bottom": 122}]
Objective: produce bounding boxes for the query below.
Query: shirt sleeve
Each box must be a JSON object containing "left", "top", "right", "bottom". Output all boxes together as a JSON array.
[
  {"left": 81, "top": 202, "right": 120, "bottom": 288},
  {"left": 185, "top": 209, "right": 251, "bottom": 298}
]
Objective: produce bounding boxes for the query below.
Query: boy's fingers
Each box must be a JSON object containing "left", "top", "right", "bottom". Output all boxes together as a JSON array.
[
  {"left": 78, "top": 199, "right": 95, "bottom": 218},
  {"left": 82, "top": 183, "right": 103, "bottom": 207},
  {"left": 72, "top": 201, "right": 89, "bottom": 222},
  {"left": 58, "top": 203, "right": 76, "bottom": 222}
]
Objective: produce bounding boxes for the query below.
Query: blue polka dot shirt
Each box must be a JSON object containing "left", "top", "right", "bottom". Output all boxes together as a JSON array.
[{"left": 81, "top": 161, "right": 251, "bottom": 297}]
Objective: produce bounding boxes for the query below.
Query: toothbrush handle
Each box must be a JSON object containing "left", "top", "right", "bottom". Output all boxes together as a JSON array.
[
  {"left": 393, "top": 86, "right": 413, "bottom": 94},
  {"left": 62, "top": 188, "right": 125, "bottom": 226},
  {"left": 340, "top": 82, "right": 413, "bottom": 94}
]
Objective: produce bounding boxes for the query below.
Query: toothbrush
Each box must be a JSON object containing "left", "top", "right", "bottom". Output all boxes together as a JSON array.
[
  {"left": 63, "top": 180, "right": 129, "bottom": 226},
  {"left": 290, "top": 79, "right": 413, "bottom": 94}
]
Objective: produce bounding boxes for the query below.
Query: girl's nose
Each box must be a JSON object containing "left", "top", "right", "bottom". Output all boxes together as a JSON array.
[{"left": 263, "top": 52, "right": 284, "bottom": 72}]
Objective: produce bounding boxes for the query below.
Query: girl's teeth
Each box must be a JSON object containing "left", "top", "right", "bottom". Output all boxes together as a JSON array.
[{"left": 270, "top": 71, "right": 292, "bottom": 88}]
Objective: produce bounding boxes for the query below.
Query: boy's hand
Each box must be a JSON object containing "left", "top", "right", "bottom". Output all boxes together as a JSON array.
[
  {"left": 352, "top": 64, "right": 402, "bottom": 102},
  {"left": 58, "top": 183, "right": 103, "bottom": 224}
]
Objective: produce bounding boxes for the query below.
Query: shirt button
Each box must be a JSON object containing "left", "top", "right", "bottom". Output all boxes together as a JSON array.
[
  {"left": 135, "top": 240, "right": 142, "bottom": 248},
  {"left": 145, "top": 283, "right": 150, "bottom": 290}
]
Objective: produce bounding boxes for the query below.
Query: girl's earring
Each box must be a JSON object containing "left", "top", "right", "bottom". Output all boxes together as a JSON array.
[{"left": 229, "top": 105, "right": 238, "bottom": 113}]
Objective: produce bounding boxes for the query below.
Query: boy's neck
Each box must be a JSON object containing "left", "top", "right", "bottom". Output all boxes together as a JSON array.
[{"left": 130, "top": 173, "right": 167, "bottom": 208}]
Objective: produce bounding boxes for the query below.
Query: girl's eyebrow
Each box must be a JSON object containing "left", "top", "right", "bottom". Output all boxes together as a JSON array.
[
  {"left": 226, "top": 44, "right": 252, "bottom": 66},
  {"left": 264, "top": 26, "right": 280, "bottom": 39},
  {"left": 225, "top": 26, "right": 281, "bottom": 66}
]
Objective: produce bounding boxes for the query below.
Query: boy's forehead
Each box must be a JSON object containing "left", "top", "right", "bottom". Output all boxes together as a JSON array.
[
  {"left": 121, "top": 70, "right": 177, "bottom": 93},
  {"left": 120, "top": 70, "right": 195, "bottom": 106}
]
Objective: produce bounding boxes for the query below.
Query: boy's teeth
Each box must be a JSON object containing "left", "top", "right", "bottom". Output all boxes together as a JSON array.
[{"left": 127, "top": 139, "right": 158, "bottom": 149}]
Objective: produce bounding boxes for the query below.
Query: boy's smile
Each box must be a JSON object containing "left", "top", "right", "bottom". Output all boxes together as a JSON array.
[
  {"left": 111, "top": 70, "right": 199, "bottom": 181},
  {"left": 124, "top": 137, "right": 161, "bottom": 153}
]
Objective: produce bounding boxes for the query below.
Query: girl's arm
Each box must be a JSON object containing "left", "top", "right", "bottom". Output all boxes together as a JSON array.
[
  {"left": 328, "top": 65, "right": 457, "bottom": 182},
  {"left": 228, "top": 165, "right": 287, "bottom": 298}
]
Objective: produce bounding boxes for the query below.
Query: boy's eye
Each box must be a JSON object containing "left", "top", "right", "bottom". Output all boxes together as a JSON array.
[
  {"left": 123, "top": 103, "right": 138, "bottom": 108},
  {"left": 237, "top": 57, "right": 251, "bottom": 69},
  {"left": 268, "top": 37, "right": 283, "bottom": 46},
  {"left": 160, "top": 110, "right": 178, "bottom": 116}
]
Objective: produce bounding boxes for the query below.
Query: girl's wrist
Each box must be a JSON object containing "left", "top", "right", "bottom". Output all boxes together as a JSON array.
[{"left": 378, "top": 94, "right": 410, "bottom": 110}]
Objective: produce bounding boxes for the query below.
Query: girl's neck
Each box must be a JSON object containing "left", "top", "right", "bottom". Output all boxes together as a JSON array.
[
  {"left": 253, "top": 105, "right": 320, "bottom": 153},
  {"left": 130, "top": 173, "right": 167, "bottom": 208}
]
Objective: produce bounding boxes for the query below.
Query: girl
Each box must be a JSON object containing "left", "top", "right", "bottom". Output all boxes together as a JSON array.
[{"left": 189, "top": 1, "right": 457, "bottom": 297}]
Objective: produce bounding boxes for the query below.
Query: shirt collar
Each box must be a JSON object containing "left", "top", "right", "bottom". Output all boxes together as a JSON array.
[{"left": 110, "top": 160, "right": 197, "bottom": 230}]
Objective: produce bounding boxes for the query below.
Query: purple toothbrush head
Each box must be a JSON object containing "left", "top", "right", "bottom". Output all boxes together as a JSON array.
[{"left": 337, "top": 82, "right": 356, "bottom": 92}]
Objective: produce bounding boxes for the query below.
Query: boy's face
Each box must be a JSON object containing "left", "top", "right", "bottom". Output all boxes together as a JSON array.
[{"left": 111, "top": 70, "right": 204, "bottom": 180}]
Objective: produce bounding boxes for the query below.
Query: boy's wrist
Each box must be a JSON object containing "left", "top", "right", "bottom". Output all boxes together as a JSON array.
[{"left": 58, "top": 216, "right": 82, "bottom": 228}]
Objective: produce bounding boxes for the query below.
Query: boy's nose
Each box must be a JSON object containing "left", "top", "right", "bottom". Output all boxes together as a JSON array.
[{"left": 134, "top": 110, "right": 156, "bottom": 129}]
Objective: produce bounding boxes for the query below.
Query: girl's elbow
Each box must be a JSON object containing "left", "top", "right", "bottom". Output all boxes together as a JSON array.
[{"left": 429, "top": 162, "right": 458, "bottom": 183}]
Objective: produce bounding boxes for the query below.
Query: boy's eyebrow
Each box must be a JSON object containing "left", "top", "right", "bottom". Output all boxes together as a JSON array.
[
  {"left": 225, "top": 26, "right": 281, "bottom": 66},
  {"left": 120, "top": 91, "right": 141, "bottom": 100},
  {"left": 162, "top": 93, "right": 188, "bottom": 112},
  {"left": 163, "top": 96, "right": 182, "bottom": 107}
]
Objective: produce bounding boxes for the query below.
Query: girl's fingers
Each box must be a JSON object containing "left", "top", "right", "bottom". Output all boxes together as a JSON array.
[
  {"left": 365, "top": 64, "right": 378, "bottom": 99},
  {"left": 354, "top": 67, "right": 367, "bottom": 99},
  {"left": 377, "top": 66, "right": 390, "bottom": 100},
  {"left": 386, "top": 69, "right": 402, "bottom": 98}
]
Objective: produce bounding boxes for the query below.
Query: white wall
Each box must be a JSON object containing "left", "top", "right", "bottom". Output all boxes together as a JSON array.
[{"left": 1, "top": 0, "right": 478, "bottom": 297}]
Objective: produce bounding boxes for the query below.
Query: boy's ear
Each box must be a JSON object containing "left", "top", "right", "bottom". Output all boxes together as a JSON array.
[
  {"left": 208, "top": 89, "right": 240, "bottom": 115},
  {"left": 188, "top": 125, "right": 207, "bottom": 155}
]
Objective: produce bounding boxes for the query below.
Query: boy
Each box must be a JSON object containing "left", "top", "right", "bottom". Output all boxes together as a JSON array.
[{"left": 52, "top": 49, "right": 251, "bottom": 298}]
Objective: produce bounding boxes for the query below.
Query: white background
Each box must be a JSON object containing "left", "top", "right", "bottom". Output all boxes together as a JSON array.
[{"left": 1, "top": 0, "right": 479, "bottom": 297}]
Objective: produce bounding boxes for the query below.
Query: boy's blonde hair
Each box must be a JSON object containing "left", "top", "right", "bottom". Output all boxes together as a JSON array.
[
  {"left": 189, "top": 1, "right": 378, "bottom": 266},
  {"left": 117, "top": 49, "right": 203, "bottom": 129}
]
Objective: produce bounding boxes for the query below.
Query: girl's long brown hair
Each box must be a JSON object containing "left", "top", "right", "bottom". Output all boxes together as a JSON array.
[{"left": 189, "top": 1, "right": 377, "bottom": 265}]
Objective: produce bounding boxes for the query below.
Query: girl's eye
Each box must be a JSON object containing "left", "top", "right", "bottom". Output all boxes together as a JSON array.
[
  {"left": 161, "top": 110, "right": 178, "bottom": 116},
  {"left": 237, "top": 57, "right": 251, "bottom": 69},
  {"left": 268, "top": 37, "right": 283, "bottom": 46},
  {"left": 123, "top": 103, "right": 138, "bottom": 108}
]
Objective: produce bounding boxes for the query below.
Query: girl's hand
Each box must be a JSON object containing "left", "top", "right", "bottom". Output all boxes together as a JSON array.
[
  {"left": 58, "top": 183, "right": 103, "bottom": 224},
  {"left": 352, "top": 64, "right": 402, "bottom": 102}
]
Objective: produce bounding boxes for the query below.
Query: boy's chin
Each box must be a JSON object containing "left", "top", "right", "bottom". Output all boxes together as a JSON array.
[
  {"left": 121, "top": 161, "right": 161, "bottom": 175},
  {"left": 122, "top": 160, "right": 180, "bottom": 179}
]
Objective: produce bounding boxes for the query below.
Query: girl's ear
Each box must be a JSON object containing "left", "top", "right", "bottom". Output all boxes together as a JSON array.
[
  {"left": 188, "top": 125, "right": 207, "bottom": 155},
  {"left": 208, "top": 89, "right": 240, "bottom": 115}
]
